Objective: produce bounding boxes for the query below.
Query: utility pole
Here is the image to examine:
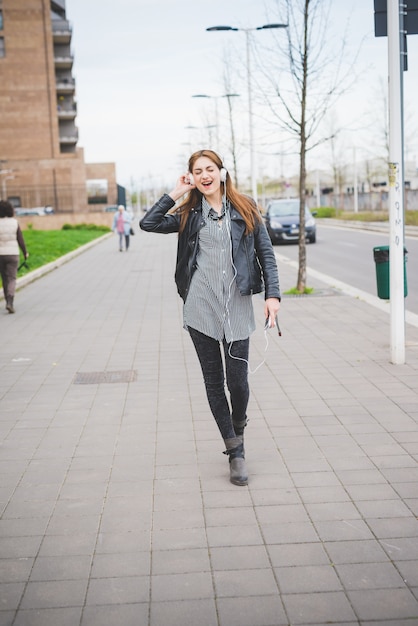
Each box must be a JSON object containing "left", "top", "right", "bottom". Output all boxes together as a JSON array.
[{"left": 374, "top": 0, "right": 418, "bottom": 363}]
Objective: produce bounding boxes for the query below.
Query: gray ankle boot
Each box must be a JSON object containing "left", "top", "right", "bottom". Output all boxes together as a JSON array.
[
  {"left": 223, "top": 439, "right": 248, "bottom": 486},
  {"left": 6, "top": 297, "right": 15, "bottom": 314}
]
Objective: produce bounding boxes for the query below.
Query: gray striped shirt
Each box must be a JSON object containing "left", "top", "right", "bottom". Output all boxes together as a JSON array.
[{"left": 183, "top": 197, "right": 255, "bottom": 342}]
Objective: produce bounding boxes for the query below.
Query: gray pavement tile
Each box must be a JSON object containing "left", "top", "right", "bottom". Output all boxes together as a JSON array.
[
  {"left": 0, "top": 558, "right": 34, "bottom": 584},
  {"left": 57, "top": 482, "right": 108, "bottom": 502},
  {"left": 0, "top": 518, "right": 49, "bottom": 538},
  {"left": 153, "top": 491, "right": 202, "bottom": 511},
  {"left": 250, "top": 488, "right": 301, "bottom": 506},
  {"left": 101, "top": 495, "right": 153, "bottom": 516},
  {"left": 374, "top": 448, "right": 418, "bottom": 467},
  {"left": 285, "top": 458, "right": 332, "bottom": 473},
  {"left": 95, "top": 530, "right": 150, "bottom": 554},
  {"left": 355, "top": 499, "right": 414, "bottom": 518},
  {"left": 20, "top": 579, "right": 88, "bottom": 609},
  {"left": 37, "top": 533, "right": 97, "bottom": 557},
  {"left": 85, "top": 575, "right": 149, "bottom": 605},
  {"left": 213, "top": 567, "right": 279, "bottom": 598},
  {"left": 0, "top": 612, "right": 17, "bottom": 626},
  {"left": 360, "top": 622, "right": 418, "bottom": 626},
  {"left": 324, "top": 539, "right": 390, "bottom": 564},
  {"left": 344, "top": 483, "right": 400, "bottom": 501},
  {"left": 90, "top": 551, "right": 150, "bottom": 578},
  {"left": 334, "top": 468, "right": 387, "bottom": 485},
  {"left": 152, "top": 477, "right": 201, "bottom": 495},
  {"left": 395, "top": 561, "right": 418, "bottom": 587},
  {"left": 217, "top": 595, "right": 287, "bottom": 626},
  {"left": 151, "top": 548, "right": 210, "bottom": 575},
  {"left": 206, "top": 524, "right": 264, "bottom": 548},
  {"left": 29, "top": 555, "right": 91, "bottom": 582},
  {"left": 255, "top": 504, "right": 311, "bottom": 525},
  {"left": 204, "top": 506, "right": 258, "bottom": 528},
  {"left": 99, "top": 511, "right": 152, "bottom": 533},
  {"left": 210, "top": 545, "right": 270, "bottom": 571},
  {"left": 52, "top": 498, "right": 103, "bottom": 518},
  {"left": 0, "top": 582, "right": 25, "bottom": 610},
  {"left": 81, "top": 603, "right": 149, "bottom": 626},
  {"left": 347, "top": 588, "right": 418, "bottom": 621},
  {"left": 291, "top": 471, "right": 341, "bottom": 488},
  {"left": 305, "top": 501, "right": 362, "bottom": 522},
  {"left": 151, "top": 527, "right": 208, "bottom": 551},
  {"left": 327, "top": 456, "right": 376, "bottom": 471},
  {"left": 267, "top": 543, "right": 330, "bottom": 567},
  {"left": 380, "top": 537, "right": 418, "bottom": 560},
  {"left": 0, "top": 537, "right": 42, "bottom": 559},
  {"left": 393, "top": 482, "right": 418, "bottom": 498},
  {"left": 282, "top": 590, "right": 357, "bottom": 624},
  {"left": 150, "top": 599, "right": 217, "bottom": 626},
  {"left": 12, "top": 607, "right": 83, "bottom": 626},
  {"left": 275, "top": 564, "right": 343, "bottom": 593},
  {"left": 336, "top": 561, "right": 407, "bottom": 590},
  {"left": 297, "top": 485, "right": 351, "bottom": 504},
  {"left": 152, "top": 508, "right": 205, "bottom": 531},
  {"left": 314, "top": 519, "right": 374, "bottom": 542},
  {"left": 45, "top": 514, "right": 100, "bottom": 536},
  {"left": 405, "top": 498, "right": 418, "bottom": 514},
  {"left": 151, "top": 571, "right": 213, "bottom": 602},
  {"left": 366, "top": 516, "right": 418, "bottom": 538},
  {"left": 261, "top": 521, "right": 320, "bottom": 545}
]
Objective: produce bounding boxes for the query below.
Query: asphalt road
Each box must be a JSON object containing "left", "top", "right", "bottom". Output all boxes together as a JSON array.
[{"left": 273, "top": 223, "right": 418, "bottom": 315}]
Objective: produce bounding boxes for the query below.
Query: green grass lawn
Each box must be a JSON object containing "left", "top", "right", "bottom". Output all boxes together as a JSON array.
[
  {"left": 2, "top": 225, "right": 111, "bottom": 284},
  {"left": 314, "top": 207, "right": 418, "bottom": 225}
]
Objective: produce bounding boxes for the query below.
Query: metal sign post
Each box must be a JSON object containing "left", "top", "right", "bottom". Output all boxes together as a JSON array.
[{"left": 387, "top": 0, "right": 406, "bottom": 364}]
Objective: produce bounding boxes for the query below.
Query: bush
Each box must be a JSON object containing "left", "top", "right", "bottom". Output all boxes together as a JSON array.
[
  {"left": 313, "top": 207, "right": 336, "bottom": 218},
  {"left": 61, "top": 223, "right": 111, "bottom": 232}
]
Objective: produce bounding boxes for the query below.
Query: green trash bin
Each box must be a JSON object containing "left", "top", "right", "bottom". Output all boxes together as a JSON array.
[{"left": 373, "top": 245, "right": 408, "bottom": 300}]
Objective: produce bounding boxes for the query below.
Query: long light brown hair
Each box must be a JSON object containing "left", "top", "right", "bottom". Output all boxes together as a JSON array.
[{"left": 176, "top": 150, "right": 262, "bottom": 234}]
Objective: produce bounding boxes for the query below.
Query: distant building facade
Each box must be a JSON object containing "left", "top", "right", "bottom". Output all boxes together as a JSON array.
[{"left": 0, "top": 0, "right": 118, "bottom": 212}]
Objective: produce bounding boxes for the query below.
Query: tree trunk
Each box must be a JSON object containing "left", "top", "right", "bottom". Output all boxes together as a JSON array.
[{"left": 296, "top": 0, "right": 310, "bottom": 293}]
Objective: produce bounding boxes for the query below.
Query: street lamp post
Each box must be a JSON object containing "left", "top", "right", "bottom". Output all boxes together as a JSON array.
[
  {"left": 206, "top": 23, "right": 287, "bottom": 204},
  {"left": 185, "top": 124, "right": 217, "bottom": 148},
  {"left": 192, "top": 93, "right": 240, "bottom": 153}
]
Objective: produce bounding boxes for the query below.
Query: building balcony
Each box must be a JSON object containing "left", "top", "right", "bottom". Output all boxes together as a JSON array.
[
  {"left": 59, "top": 130, "right": 78, "bottom": 145},
  {"left": 56, "top": 78, "right": 75, "bottom": 94},
  {"left": 54, "top": 55, "right": 73, "bottom": 69},
  {"left": 52, "top": 19, "right": 72, "bottom": 44},
  {"left": 57, "top": 107, "right": 76, "bottom": 120}
]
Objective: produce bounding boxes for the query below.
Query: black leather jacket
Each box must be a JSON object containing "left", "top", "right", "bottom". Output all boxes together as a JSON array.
[{"left": 140, "top": 194, "right": 281, "bottom": 303}]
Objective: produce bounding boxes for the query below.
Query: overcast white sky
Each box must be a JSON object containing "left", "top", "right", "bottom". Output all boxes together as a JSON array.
[{"left": 65, "top": 0, "right": 418, "bottom": 192}]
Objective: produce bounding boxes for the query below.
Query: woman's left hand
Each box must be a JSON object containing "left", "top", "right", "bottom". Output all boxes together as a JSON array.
[{"left": 264, "top": 297, "right": 280, "bottom": 327}]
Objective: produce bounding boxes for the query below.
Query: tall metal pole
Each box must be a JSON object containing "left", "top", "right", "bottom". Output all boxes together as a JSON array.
[
  {"left": 387, "top": 0, "right": 405, "bottom": 364},
  {"left": 245, "top": 30, "right": 257, "bottom": 203}
]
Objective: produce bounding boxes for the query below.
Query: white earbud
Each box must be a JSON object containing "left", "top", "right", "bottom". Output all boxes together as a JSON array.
[
  {"left": 220, "top": 167, "right": 227, "bottom": 182},
  {"left": 188, "top": 173, "right": 195, "bottom": 185}
]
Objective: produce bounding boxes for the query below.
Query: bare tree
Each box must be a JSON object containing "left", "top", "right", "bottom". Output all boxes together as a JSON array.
[{"left": 256, "top": 0, "right": 360, "bottom": 292}]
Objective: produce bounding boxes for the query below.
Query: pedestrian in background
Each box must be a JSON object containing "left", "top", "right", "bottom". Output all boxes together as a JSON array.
[
  {"left": 112, "top": 205, "right": 132, "bottom": 252},
  {"left": 0, "top": 200, "right": 29, "bottom": 314},
  {"left": 140, "top": 149, "right": 281, "bottom": 486}
]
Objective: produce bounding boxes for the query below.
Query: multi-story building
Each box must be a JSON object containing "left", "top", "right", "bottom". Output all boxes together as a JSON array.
[{"left": 0, "top": 0, "right": 118, "bottom": 212}]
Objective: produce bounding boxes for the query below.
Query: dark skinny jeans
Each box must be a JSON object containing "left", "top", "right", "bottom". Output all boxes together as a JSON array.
[{"left": 188, "top": 327, "right": 249, "bottom": 441}]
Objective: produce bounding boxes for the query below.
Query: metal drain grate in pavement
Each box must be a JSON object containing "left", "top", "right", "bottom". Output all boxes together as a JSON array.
[{"left": 73, "top": 370, "right": 137, "bottom": 384}]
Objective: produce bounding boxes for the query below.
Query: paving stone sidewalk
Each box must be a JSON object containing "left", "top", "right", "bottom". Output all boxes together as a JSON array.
[{"left": 0, "top": 228, "right": 417, "bottom": 626}]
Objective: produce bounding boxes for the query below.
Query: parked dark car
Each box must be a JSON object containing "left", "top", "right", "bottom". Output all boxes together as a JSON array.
[{"left": 264, "top": 198, "right": 317, "bottom": 244}]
